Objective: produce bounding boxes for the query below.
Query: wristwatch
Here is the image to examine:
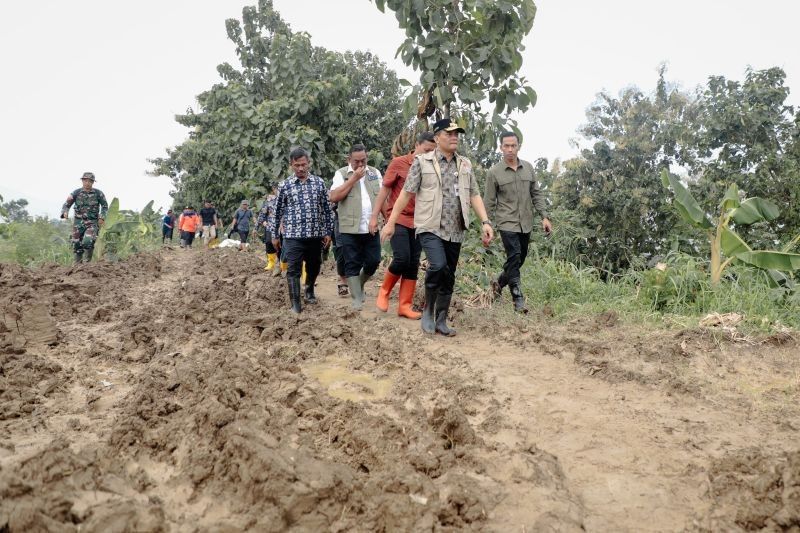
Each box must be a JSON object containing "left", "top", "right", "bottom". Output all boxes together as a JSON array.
[{"left": 481, "top": 220, "right": 492, "bottom": 226}]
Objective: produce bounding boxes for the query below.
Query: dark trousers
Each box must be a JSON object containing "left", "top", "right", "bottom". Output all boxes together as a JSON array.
[
  {"left": 283, "top": 238, "right": 323, "bottom": 284},
  {"left": 418, "top": 232, "right": 461, "bottom": 297},
  {"left": 332, "top": 224, "right": 346, "bottom": 277},
  {"left": 338, "top": 232, "right": 381, "bottom": 278},
  {"left": 263, "top": 230, "right": 277, "bottom": 254},
  {"left": 162, "top": 227, "right": 173, "bottom": 242},
  {"left": 181, "top": 231, "right": 195, "bottom": 247},
  {"left": 388, "top": 223, "right": 422, "bottom": 280},
  {"left": 499, "top": 230, "right": 531, "bottom": 284}
]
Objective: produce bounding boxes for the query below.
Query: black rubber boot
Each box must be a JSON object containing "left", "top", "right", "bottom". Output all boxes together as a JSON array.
[
  {"left": 84, "top": 247, "right": 94, "bottom": 262},
  {"left": 288, "top": 277, "right": 302, "bottom": 314},
  {"left": 421, "top": 287, "right": 437, "bottom": 334},
  {"left": 434, "top": 294, "right": 456, "bottom": 336},
  {"left": 509, "top": 280, "right": 528, "bottom": 313},
  {"left": 491, "top": 272, "right": 507, "bottom": 300},
  {"left": 304, "top": 270, "right": 318, "bottom": 304},
  {"left": 73, "top": 250, "right": 84, "bottom": 264}
]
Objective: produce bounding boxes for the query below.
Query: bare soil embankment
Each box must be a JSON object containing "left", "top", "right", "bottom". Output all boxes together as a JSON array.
[{"left": 1, "top": 248, "right": 798, "bottom": 531}]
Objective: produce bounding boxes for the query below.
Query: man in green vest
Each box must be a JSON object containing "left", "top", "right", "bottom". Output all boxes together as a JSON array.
[
  {"left": 329, "top": 144, "right": 383, "bottom": 310},
  {"left": 381, "top": 119, "right": 494, "bottom": 336}
]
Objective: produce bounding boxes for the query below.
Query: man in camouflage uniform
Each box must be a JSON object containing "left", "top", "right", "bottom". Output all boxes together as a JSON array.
[{"left": 61, "top": 172, "right": 108, "bottom": 263}]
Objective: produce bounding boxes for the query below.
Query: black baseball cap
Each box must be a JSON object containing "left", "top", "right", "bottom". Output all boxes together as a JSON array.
[{"left": 432, "top": 119, "right": 465, "bottom": 134}]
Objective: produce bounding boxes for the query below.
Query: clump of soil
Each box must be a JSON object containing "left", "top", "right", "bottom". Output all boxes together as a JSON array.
[{"left": 696, "top": 448, "right": 800, "bottom": 531}]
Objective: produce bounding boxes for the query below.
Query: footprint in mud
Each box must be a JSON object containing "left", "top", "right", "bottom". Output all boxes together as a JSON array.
[{"left": 304, "top": 357, "right": 392, "bottom": 402}]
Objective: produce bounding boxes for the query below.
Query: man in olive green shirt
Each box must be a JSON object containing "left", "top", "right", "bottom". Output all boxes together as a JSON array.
[{"left": 483, "top": 131, "right": 553, "bottom": 312}]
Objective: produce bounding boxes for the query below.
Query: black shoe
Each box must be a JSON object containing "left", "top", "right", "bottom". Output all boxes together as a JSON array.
[
  {"left": 509, "top": 281, "right": 528, "bottom": 314},
  {"left": 434, "top": 294, "right": 456, "bottom": 336},
  {"left": 73, "top": 251, "right": 84, "bottom": 264},
  {"left": 84, "top": 248, "right": 94, "bottom": 262},
  {"left": 421, "top": 287, "right": 437, "bottom": 334},
  {"left": 288, "top": 277, "right": 302, "bottom": 314}
]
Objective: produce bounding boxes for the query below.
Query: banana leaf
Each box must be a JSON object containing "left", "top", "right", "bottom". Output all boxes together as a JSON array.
[
  {"left": 730, "top": 197, "right": 780, "bottom": 225},
  {"left": 719, "top": 183, "right": 740, "bottom": 212},
  {"left": 720, "top": 227, "right": 751, "bottom": 257},
  {"left": 660, "top": 170, "right": 713, "bottom": 229},
  {"left": 735, "top": 250, "right": 800, "bottom": 271}
]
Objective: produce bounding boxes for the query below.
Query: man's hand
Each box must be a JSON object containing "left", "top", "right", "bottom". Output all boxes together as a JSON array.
[
  {"left": 271, "top": 238, "right": 281, "bottom": 251},
  {"left": 368, "top": 215, "right": 379, "bottom": 235},
  {"left": 60, "top": 212, "right": 67, "bottom": 220},
  {"left": 481, "top": 223, "right": 494, "bottom": 246},
  {"left": 380, "top": 221, "right": 395, "bottom": 244},
  {"left": 351, "top": 166, "right": 366, "bottom": 181},
  {"left": 542, "top": 218, "right": 553, "bottom": 235},
  {"left": 322, "top": 235, "right": 331, "bottom": 248},
  {"left": 98, "top": 218, "right": 105, "bottom": 228}
]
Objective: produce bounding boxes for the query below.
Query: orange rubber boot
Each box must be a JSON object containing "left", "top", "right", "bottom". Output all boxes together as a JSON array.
[
  {"left": 376, "top": 271, "right": 401, "bottom": 312},
  {"left": 397, "top": 278, "right": 422, "bottom": 320}
]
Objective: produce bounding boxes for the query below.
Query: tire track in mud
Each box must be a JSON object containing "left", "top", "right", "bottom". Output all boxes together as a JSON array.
[
  {"left": 1, "top": 249, "right": 587, "bottom": 532},
  {"left": 331, "top": 270, "right": 800, "bottom": 532}
]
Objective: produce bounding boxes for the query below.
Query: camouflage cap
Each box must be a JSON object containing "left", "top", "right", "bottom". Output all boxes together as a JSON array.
[{"left": 81, "top": 172, "right": 96, "bottom": 182}]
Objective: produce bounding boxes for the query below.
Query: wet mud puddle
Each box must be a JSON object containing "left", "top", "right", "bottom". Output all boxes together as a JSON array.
[{"left": 304, "top": 357, "right": 392, "bottom": 402}]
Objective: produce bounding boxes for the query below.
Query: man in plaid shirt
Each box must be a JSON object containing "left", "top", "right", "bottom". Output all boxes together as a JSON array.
[{"left": 271, "top": 147, "right": 334, "bottom": 313}]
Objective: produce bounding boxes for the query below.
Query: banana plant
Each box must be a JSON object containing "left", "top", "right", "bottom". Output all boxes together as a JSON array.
[
  {"left": 661, "top": 169, "right": 800, "bottom": 285},
  {"left": 96, "top": 199, "right": 156, "bottom": 260}
]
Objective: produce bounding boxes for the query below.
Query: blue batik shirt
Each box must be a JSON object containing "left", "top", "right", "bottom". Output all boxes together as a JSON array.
[
  {"left": 257, "top": 194, "right": 278, "bottom": 230},
  {"left": 270, "top": 174, "right": 334, "bottom": 239}
]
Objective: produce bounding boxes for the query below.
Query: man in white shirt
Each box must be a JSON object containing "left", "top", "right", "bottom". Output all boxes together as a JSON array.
[{"left": 329, "top": 144, "right": 383, "bottom": 310}]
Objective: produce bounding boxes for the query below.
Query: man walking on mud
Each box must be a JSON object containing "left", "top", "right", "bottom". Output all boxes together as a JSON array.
[
  {"left": 329, "top": 144, "right": 383, "bottom": 310},
  {"left": 199, "top": 200, "right": 219, "bottom": 248},
  {"left": 483, "top": 132, "right": 552, "bottom": 313},
  {"left": 369, "top": 132, "right": 436, "bottom": 319},
  {"left": 61, "top": 171, "right": 108, "bottom": 264},
  {"left": 271, "top": 147, "right": 334, "bottom": 313},
  {"left": 381, "top": 119, "right": 494, "bottom": 336}
]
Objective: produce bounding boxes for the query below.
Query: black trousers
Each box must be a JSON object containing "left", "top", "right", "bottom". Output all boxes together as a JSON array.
[
  {"left": 499, "top": 230, "right": 531, "bottom": 284},
  {"left": 388, "top": 223, "right": 422, "bottom": 280},
  {"left": 338, "top": 232, "right": 381, "bottom": 278},
  {"left": 283, "top": 238, "right": 323, "bottom": 283},
  {"left": 181, "top": 231, "right": 195, "bottom": 247},
  {"left": 332, "top": 223, "right": 345, "bottom": 277},
  {"left": 418, "top": 232, "right": 461, "bottom": 297},
  {"left": 263, "top": 230, "right": 277, "bottom": 254}
]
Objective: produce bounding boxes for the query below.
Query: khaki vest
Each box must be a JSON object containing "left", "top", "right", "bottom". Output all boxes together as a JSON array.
[
  {"left": 336, "top": 165, "right": 381, "bottom": 234},
  {"left": 413, "top": 151, "right": 474, "bottom": 233}
]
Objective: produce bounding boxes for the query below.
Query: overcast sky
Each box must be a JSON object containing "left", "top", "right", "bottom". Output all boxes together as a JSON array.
[{"left": 1, "top": 0, "right": 797, "bottom": 218}]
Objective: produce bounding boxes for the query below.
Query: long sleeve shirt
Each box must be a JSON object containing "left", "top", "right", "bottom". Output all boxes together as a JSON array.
[
  {"left": 62, "top": 188, "right": 108, "bottom": 221},
  {"left": 483, "top": 158, "right": 549, "bottom": 234},
  {"left": 270, "top": 174, "right": 334, "bottom": 239}
]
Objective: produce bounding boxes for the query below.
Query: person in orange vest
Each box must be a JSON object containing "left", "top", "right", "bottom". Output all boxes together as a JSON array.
[{"left": 178, "top": 206, "right": 201, "bottom": 248}]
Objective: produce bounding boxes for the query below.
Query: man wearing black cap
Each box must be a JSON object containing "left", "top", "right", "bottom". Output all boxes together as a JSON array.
[
  {"left": 61, "top": 172, "right": 108, "bottom": 263},
  {"left": 381, "top": 119, "right": 494, "bottom": 336}
]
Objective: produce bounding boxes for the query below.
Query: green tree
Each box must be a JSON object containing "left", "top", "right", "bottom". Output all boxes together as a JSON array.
[
  {"left": 688, "top": 67, "right": 800, "bottom": 248},
  {"left": 0, "top": 198, "right": 32, "bottom": 223},
  {"left": 150, "top": 0, "right": 406, "bottom": 214},
  {"left": 372, "top": 0, "right": 538, "bottom": 149},
  {"left": 552, "top": 69, "right": 697, "bottom": 272}
]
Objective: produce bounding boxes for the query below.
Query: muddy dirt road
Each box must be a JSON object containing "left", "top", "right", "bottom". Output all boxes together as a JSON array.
[{"left": 2, "top": 248, "right": 799, "bottom": 532}]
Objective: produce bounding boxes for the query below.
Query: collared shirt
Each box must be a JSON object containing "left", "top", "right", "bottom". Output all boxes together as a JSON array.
[
  {"left": 257, "top": 194, "right": 278, "bottom": 230},
  {"left": 404, "top": 149, "right": 477, "bottom": 243},
  {"left": 271, "top": 174, "right": 334, "bottom": 239},
  {"left": 330, "top": 165, "right": 382, "bottom": 234},
  {"left": 484, "top": 158, "right": 549, "bottom": 234},
  {"left": 383, "top": 152, "right": 417, "bottom": 228}
]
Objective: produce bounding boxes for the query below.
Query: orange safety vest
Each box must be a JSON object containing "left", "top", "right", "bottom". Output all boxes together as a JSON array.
[{"left": 179, "top": 213, "right": 200, "bottom": 233}]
